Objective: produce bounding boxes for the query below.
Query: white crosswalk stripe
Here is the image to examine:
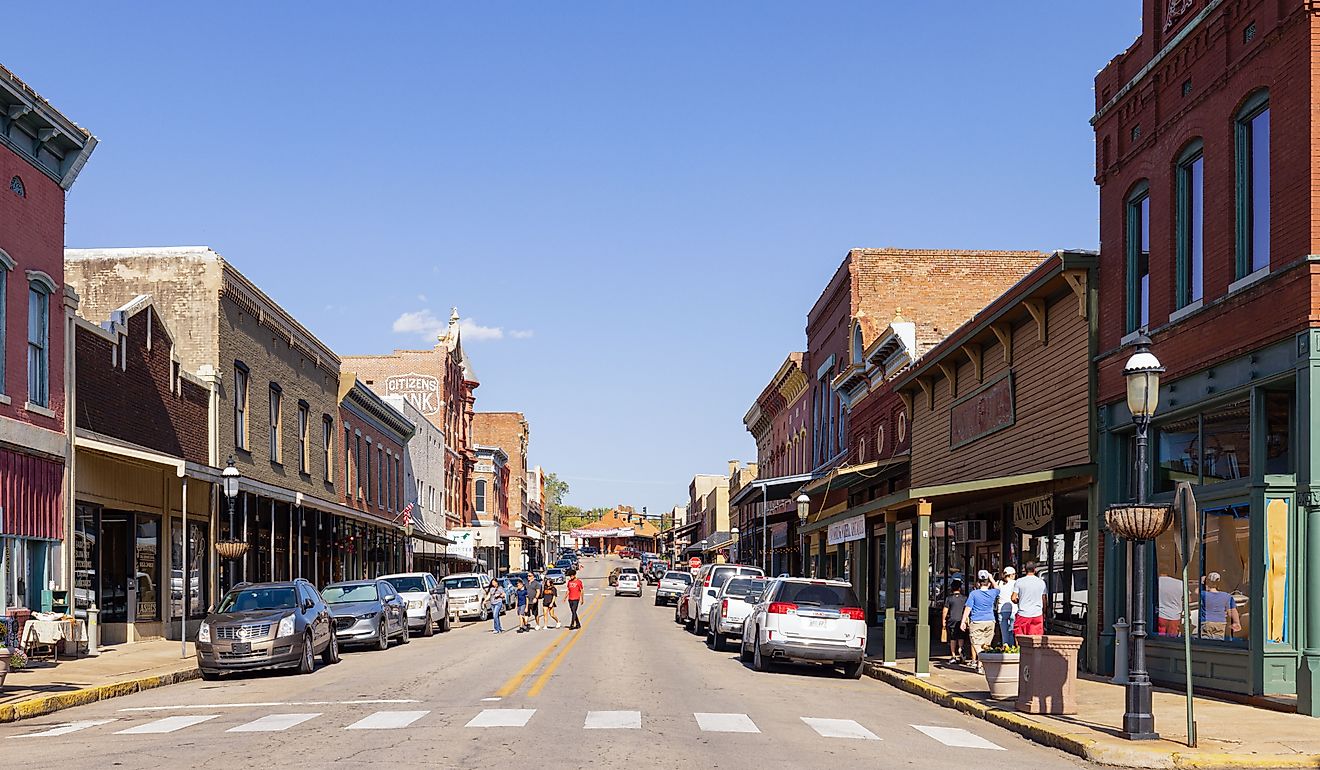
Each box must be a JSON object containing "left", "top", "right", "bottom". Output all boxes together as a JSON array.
[
  {"left": 801, "top": 717, "right": 880, "bottom": 740},
  {"left": 911, "top": 725, "right": 1005, "bottom": 750},
  {"left": 466, "top": 708, "right": 536, "bottom": 728},
  {"left": 584, "top": 710, "right": 641, "bottom": 729},
  {"left": 228, "top": 713, "right": 321, "bottom": 732},
  {"left": 345, "top": 711, "right": 430, "bottom": 730},
  {"left": 10, "top": 719, "right": 116, "bottom": 738},
  {"left": 116, "top": 715, "right": 219, "bottom": 734},
  {"left": 694, "top": 712, "right": 760, "bottom": 733}
]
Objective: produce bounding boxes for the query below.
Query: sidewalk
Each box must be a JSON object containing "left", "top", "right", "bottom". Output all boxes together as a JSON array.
[
  {"left": 862, "top": 633, "right": 1320, "bottom": 768},
  {"left": 0, "top": 639, "right": 198, "bottom": 722}
]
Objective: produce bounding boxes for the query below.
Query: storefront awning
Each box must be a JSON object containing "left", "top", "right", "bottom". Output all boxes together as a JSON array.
[
  {"left": 800, "top": 455, "right": 908, "bottom": 496},
  {"left": 728, "top": 471, "right": 818, "bottom": 507},
  {"left": 663, "top": 520, "right": 700, "bottom": 540}
]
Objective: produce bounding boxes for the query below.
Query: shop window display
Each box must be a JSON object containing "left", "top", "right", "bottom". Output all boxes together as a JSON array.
[{"left": 1154, "top": 503, "right": 1250, "bottom": 644}]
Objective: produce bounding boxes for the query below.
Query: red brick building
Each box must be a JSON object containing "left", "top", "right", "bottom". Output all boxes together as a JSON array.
[
  {"left": 473, "top": 412, "right": 538, "bottom": 568},
  {"left": 336, "top": 380, "right": 414, "bottom": 581},
  {"left": 0, "top": 64, "right": 96, "bottom": 612},
  {"left": 1092, "top": 0, "right": 1315, "bottom": 703}
]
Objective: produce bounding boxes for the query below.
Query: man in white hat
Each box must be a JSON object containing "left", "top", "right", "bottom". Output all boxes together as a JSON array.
[{"left": 997, "top": 566, "right": 1018, "bottom": 645}]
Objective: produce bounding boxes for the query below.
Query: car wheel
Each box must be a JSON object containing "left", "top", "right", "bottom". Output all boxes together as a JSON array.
[
  {"left": 712, "top": 629, "right": 725, "bottom": 652},
  {"left": 376, "top": 620, "right": 390, "bottom": 651},
  {"left": 674, "top": 607, "right": 682, "bottom": 624},
  {"left": 480, "top": 606, "right": 489, "bottom": 622},
  {"left": 441, "top": 612, "right": 452, "bottom": 633},
  {"left": 201, "top": 668, "right": 220, "bottom": 681},
  {"left": 705, "top": 623, "right": 716, "bottom": 649},
  {"left": 753, "top": 634, "right": 768, "bottom": 673},
  {"left": 297, "top": 633, "right": 315, "bottom": 674},
  {"left": 323, "top": 631, "right": 340, "bottom": 665},
  {"left": 400, "top": 620, "right": 411, "bottom": 644},
  {"left": 422, "top": 611, "right": 435, "bottom": 637},
  {"left": 739, "top": 635, "right": 752, "bottom": 664},
  {"left": 842, "top": 660, "right": 864, "bottom": 680},
  {"left": 691, "top": 617, "right": 703, "bottom": 636},
  {"left": 654, "top": 595, "right": 662, "bottom": 606}
]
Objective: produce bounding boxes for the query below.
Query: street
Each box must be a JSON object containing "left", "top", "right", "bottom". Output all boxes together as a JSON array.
[{"left": 0, "top": 558, "right": 1082, "bottom": 769}]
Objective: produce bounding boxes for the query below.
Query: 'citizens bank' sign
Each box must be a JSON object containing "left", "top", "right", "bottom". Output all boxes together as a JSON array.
[{"left": 386, "top": 373, "right": 441, "bottom": 416}]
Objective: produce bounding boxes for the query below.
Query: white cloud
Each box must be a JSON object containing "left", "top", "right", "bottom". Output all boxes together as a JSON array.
[
  {"left": 417, "top": 293, "right": 428, "bottom": 303},
  {"left": 392, "top": 309, "right": 446, "bottom": 340},
  {"left": 459, "top": 318, "right": 504, "bottom": 341},
  {"left": 509, "top": 329, "right": 535, "bottom": 339}
]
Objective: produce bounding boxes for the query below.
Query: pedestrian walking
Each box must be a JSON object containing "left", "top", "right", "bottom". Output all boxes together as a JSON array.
[
  {"left": 566, "top": 570, "right": 584, "bottom": 629},
  {"left": 542, "top": 577, "right": 560, "bottom": 628},
  {"left": 514, "top": 580, "right": 530, "bottom": 632},
  {"left": 996, "top": 566, "right": 1018, "bottom": 646},
  {"left": 527, "top": 574, "right": 543, "bottom": 630},
  {"left": 960, "top": 571, "right": 999, "bottom": 672},
  {"left": 488, "top": 580, "right": 506, "bottom": 634},
  {"left": 1011, "top": 562, "right": 1048, "bottom": 638},
  {"left": 940, "top": 579, "right": 967, "bottom": 664}
]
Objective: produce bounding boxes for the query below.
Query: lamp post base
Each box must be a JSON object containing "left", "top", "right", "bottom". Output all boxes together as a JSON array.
[{"left": 1122, "top": 680, "right": 1159, "bottom": 740}]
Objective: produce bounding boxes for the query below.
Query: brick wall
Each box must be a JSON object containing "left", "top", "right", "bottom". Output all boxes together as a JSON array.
[
  {"left": 473, "top": 412, "right": 529, "bottom": 522},
  {"left": 337, "top": 394, "right": 408, "bottom": 524},
  {"left": 75, "top": 305, "right": 209, "bottom": 464}
]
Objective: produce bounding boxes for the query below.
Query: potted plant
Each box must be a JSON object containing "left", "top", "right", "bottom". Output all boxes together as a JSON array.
[{"left": 979, "top": 644, "right": 1020, "bottom": 700}]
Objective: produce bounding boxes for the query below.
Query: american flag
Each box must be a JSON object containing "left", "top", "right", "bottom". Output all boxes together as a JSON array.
[{"left": 400, "top": 502, "right": 414, "bottom": 527}]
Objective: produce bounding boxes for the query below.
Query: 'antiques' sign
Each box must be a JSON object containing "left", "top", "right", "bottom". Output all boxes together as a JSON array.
[
  {"left": 386, "top": 373, "right": 441, "bottom": 416},
  {"left": 1013, "top": 494, "right": 1055, "bottom": 532},
  {"left": 827, "top": 515, "right": 867, "bottom": 546},
  {"left": 950, "top": 372, "right": 1015, "bottom": 448}
]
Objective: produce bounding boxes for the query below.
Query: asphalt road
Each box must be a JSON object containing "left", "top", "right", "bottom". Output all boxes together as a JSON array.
[{"left": 0, "top": 557, "right": 1086, "bottom": 769}]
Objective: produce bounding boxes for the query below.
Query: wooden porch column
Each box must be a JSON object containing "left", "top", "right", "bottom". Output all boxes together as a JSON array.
[
  {"left": 915, "top": 499, "right": 932, "bottom": 677},
  {"left": 884, "top": 510, "right": 899, "bottom": 666}
]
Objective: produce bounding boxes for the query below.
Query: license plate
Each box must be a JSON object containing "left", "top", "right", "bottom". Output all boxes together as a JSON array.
[
  {"left": 807, "top": 619, "right": 827, "bottom": 629},
  {"left": 231, "top": 641, "right": 251, "bottom": 654}
]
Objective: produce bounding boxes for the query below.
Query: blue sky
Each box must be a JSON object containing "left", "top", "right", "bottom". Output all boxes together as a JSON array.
[{"left": 10, "top": 2, "right": 1141, "bottom": 515}]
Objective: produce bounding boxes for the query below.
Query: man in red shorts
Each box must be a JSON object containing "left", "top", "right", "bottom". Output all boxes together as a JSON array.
[{"left": 1011, "top": 562, "right": 1047, "bottom": 637}]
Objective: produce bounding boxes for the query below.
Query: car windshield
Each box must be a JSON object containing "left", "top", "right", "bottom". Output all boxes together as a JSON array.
[
  {"left": 383, "top": 577, "right": 427, "bottom": 593},
  {"left": 442, "top": 576, "right": 481, "bottom": 590},
  {"left": 218, "top": 587, "right": 298, "bottom": 613},
  {"left": 621, "top": 568, "right": 639, "bottom": 574},
  {"left": 322, "top": 584, "right": 380, "bottom": 604},
  {"left": 723, "top": 578, "right": 763, "bottom": 598},
  {"left": 776, "top": 582, "right": 861, "bottom": 608},
  {"left": 547, "top": 570, "right": 563, "bottom": 576},
  {"left": 664, "top": 572, "right": 693, "bottom": 584},
  {"left": 619, "top": 575, "right": 638, "bottom": 582}
]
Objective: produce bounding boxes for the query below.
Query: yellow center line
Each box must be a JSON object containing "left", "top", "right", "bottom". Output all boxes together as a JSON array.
[
  {"left": 493, "top": 594, "right": 602, "bottom": 697},
  {"left": 526, "top": 596, "right": 609, "bottom": 697}
]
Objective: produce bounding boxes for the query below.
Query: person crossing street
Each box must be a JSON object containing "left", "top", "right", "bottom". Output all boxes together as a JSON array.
[
  {"left": 541, "top": 575, "right": 560, "bottom": 628},
  {"left": 566, "top": 570, "right": 584, "bottom": 629}
]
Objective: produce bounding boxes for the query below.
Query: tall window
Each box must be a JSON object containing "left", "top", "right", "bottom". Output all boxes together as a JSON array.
[
  {"left": 1176, "top": 143, "right": 1204, "bottom": 309},
  {"left": 268, "top": 384, "right": 282, "bottom": 464},
  {"left": 1236, "top": 92, "right": 1271, "bottom": 277},
  {"left": 476, "top": 479, "right": 487, "bottom": 514},
  {"left": 364, "top": 437, "right": 372, "bottom": 502},
  {"left": 27, "top": 280, "right": 50, "bottom": 407},
  {"left": 297, "top": 402, "right": 310, "bottom": 473},
  {"left": 323, "top": 416, "right": 334, "bottom": 480},
  {"left": 234, "top": 363, "right": 249, "bottom": 450},
  {"left": 1126, "top": 183, "right": 1151, "bottom": 332},
  {"left": 377, "top": 446, "right": 385, "bottom": 508},
  {"left": 0, "top": 252, "right": 10, "bottom": 394}
]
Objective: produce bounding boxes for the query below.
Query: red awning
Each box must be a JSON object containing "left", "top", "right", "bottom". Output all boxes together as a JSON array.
[{"left": 0, "top": 448, "right": 63, "bottom": 539}]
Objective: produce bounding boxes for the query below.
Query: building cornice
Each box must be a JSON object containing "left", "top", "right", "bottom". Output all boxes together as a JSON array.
[
  {"left": 220, "top": 260, "right": 340, "bottom": 376},
  {"left": 0, "top": 64, "right": 96, "bottom": 190}
]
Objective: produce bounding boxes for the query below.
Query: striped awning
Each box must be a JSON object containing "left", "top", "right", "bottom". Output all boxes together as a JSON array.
[{"left": 0, "top": 447, "right": 63, "bottom": 539}]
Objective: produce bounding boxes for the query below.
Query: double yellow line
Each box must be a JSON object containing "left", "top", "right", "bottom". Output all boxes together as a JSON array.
[{"left": 493, "top": 596, "right": 608, "bottom": 698}]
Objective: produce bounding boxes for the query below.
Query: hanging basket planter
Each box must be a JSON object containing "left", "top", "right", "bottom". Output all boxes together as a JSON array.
[
  {"left": 1104, "top": 503, "right": 1173, "bottom": 541},
  {"left": 215, "top": 540, "right": 251, "bottom": 560}
]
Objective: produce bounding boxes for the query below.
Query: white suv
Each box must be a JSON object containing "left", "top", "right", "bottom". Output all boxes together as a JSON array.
[
  {"left": 615, "top": 573, "right": 643, "bottom": 597},
  {"left": 441, "top": 572, "right": 492, "bottom": 621},
  {"left": 740, "top": 577, "right": 868, "bottom": 679},
  {"left": 680, "top": 564, "right": 765, "bottom": 635},
  {"left": 706, "top": 575, "right": 767, "bottom": 651},
  {"left": 379, "top": 572, "right": 450, "bottom": 635}
]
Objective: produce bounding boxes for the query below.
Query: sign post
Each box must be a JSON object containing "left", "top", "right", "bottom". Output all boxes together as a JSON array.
[{"left": 1173, "top": 481, "right": 1199, "bottom": 748}]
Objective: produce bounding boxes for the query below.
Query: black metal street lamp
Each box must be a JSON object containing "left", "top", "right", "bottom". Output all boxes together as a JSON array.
[
  {"left": 215, "top": 458, "right": 247, "bottom": 591},
  {"left": 474, "top": 531, "right": 485, "bottom": 577},
  {"left": 796, "top": 494, "right": 810, "bottom": 578},
  {"left": 1107, "top": 334, "right": 1173, "bottom": 741}
]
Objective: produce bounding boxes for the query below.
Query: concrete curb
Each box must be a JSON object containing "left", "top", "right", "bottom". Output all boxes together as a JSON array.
[
  {"left": 864, "top": 662, "right": 1320, "bottom": 769},
  {"left": 0, "top": 667, "right": 199, "bottom": 724}
]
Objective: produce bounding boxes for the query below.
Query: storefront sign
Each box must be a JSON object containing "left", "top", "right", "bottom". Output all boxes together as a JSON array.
[
  {"left": 950, "top": 372, "right": 1015, "bottom": 448},
  {"left": 386, "top": 373, "right": 441, "bottom": 416},
  {"left": 827, "top": 515, "right": 867, "bottom": 545},
  {"left": 1013, "top": 494, "right": 1054, "bottom": 532}
]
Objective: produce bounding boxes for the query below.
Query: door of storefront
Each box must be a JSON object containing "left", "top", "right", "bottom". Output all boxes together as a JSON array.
[{"left": 96, "top": 510, "right": 162, "bottom": 642}]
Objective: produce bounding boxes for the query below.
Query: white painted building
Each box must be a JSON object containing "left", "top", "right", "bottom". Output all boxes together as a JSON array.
[{"left": 384, "top": 394, "right": 451, "bottom": 572}]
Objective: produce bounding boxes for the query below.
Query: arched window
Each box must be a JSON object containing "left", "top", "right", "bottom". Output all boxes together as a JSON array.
[
  {"left": 852, "top": 323, "right": 864, "bottom": 365},
  {"left": 26, "top": 271, "right": 56, "bottom": 408},
  {"left": 1125, "top": 181, "right": 1151, "bottom": 333},
  {"left": 1235, "top": 89, "right": 1270, "bottom": 278},
  {"left": 475, "top": 479, "right": 487, "bottom": 514}
]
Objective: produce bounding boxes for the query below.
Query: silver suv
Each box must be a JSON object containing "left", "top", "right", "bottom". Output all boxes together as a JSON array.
[
  {"left": 679, "top": 564, "right": 765, "bottom": 635},
  {"left": 196, "top": 579, "right": 339, "bottom": 679}
]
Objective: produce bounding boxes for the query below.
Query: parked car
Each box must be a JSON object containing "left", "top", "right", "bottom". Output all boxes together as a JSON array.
[
  {"left": 579, "top": 546, "right": 599, "bottom": 557},
  {"left": 615, "top": 573, "right": 643, "bottom": 597},
  {"left": 706, "top": 576, "right": 766, "bottom": 651},
  {"left": 739, "top": 577, "right": 867, "bottom": 679},
  {"left": 545, "top": 568, "right": 567, "bottom": 585},
  {"left": 441, "top": 573, "right": 492, "bottom": 621},
  {"left": 196, "top": 579, "right": 339, "bottom": 680},
  {"left": 379, "top": 572, "right": 450, "bottom": 635},
  {"left": 655, "top": 570, "right": 692, "bottom": 606},
  {"left": 324, "top": 579, "right": 410, "bottom": 650},
  {"left": 679, "top": 563, "right": 765, "bottom": 635}
]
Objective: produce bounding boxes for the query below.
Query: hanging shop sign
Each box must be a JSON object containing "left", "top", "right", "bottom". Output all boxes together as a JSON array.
[
  {"left": 569, "top": 527, "right": 634, "bottom": 538},
  {"left": 1013, "top": 494, "right": 1055, "bottom": 532},
  {"left": 827, "top": 515, "right": 867, "bottom": 546},
  {"left": 950, "top": 371, "right": 1015, "bottom": 448}
]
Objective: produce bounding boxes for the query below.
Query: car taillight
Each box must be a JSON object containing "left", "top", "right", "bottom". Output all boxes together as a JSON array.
[
  {"left": 721, "top": 599, "right": 728, "bottom": 617},
  {"left": 703, "top": 575, "right": 711, "bottom": 587},
  {"left": 768, "top": 602, "right": 797, "bottom": 615},
  {"left": 840, "top": 607, "right": 865, "bottom": 620}
]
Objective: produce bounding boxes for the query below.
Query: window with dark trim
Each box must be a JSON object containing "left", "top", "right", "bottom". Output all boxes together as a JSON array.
[
  {"left": 0, "top": 251, "right": 10, "bottom": 395},
  {"left": 1126, "top": 182, "right": 1151, "bottom": 332},
  {"left": 1175, "top": 141, "right": 1204, "bottom": 309},
  {"left": 323, "top": 415, "right": 334, "bottom": 481},
  {"left": 234, "top": 362, "right": 250, "bottom": 450},
  {"left": 268, "top": 383, "right": 282, "bottom": 464},
  {"left": 27, "top": 279, "right": 51, "bottom": 407},
  {"left": 297, "top": 401, "right": 310, "bottom": 473},
  {"left": 1235, "top": 91, "right": 1271, "bottom": 278},
  {"left": 476, "top": 479, "right": 487, "bottom": 514},
  {"left": 364, "top": 436, "right": 372, "bottom": 502}
]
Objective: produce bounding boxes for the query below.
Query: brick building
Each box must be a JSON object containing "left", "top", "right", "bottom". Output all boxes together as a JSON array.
[
  {"left": 473, "top": 412, "right": 537, "bottom": 569},
  {"left": 1092, "top": 0, "right": 1315, "bottom": 703},
  {"left": 0, "top": 64, "right": 95, "bottom": 613},
  {"left": 382, "top": 394, "right": 452, "bottom": 573},
  {"left": 72, "top": 296, "right": 217, "bottom": 643},
  {"left": 684, "top": 473, "right": 730, "bottom": 562},
  {"left": 336, "top": 379, "right": 414, "bottom": 581},
  {"left": 470, "top": 444, "right": 509, "bottom": 571},
  {"left": 342, "top": 308, "right": 478, "bottom": 533}
]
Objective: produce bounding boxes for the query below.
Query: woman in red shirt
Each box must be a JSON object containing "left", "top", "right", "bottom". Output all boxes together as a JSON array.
[{"left": 565, "top": 572, "right": 584, "bottom": 630}]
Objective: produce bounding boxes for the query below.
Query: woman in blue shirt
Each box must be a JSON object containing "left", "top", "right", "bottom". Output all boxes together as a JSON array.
[{"left": 960, "top": 571, "right": 1000, "bottom": 671}]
